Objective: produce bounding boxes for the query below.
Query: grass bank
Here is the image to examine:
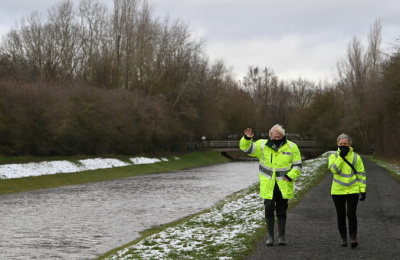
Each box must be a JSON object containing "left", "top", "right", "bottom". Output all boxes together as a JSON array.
[
  {"left": 0, "top": 150, "right": 230, "bottom": 195},
  {"left": 366, "top": 155, "right": 400, "bottom": 181}
]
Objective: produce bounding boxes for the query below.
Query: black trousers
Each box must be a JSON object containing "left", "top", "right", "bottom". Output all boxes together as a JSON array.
[
  {"left": 332, "top": 193, "right": 359, "bottom": 234},
  {"left": 264, "top": 182, "right": 288, "bottom": 219}
]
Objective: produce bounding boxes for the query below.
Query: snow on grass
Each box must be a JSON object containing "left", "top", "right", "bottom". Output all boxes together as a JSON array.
[
  {"left": 107, "top": 187, "right": 264, "bottom": 260},
  {"left": 0, "top": 157, "right": 171, "bottom": 179},
  {"left": 104, "top": 152, "right": 334, "bottom": 260},
  {"left": 389, "top": 164, "right": 400, "bottom": 175},
  {"left": 366, "top": 155, "right": 400, "bottom": 176}
]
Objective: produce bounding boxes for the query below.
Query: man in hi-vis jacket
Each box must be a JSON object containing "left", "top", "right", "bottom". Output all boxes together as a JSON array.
[{"left": 240, "top": 124, "right": 302, "bottom": 246}]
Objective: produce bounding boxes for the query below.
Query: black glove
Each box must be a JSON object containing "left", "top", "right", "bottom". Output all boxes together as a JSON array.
[
  {"left": 339, "top": 146, "right": 350, "bottom": 157},
  {"left": 359, "top": 192, "right": 366, "bottom": 201}
]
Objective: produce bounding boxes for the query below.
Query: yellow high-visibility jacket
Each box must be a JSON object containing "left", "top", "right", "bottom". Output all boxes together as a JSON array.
[
  {"left": 328, "top": 147, "right": 366, "bottom": 195},
  {"left": 239, "top": 136, "right": 302, "bottom": 199}
]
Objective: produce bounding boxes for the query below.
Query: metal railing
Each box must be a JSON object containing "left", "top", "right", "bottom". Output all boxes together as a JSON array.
[
  {"left": 205, "top": 140, "right": 322, "bottom": 148},
  {"left": 208, "top": 140, "right": 239, "bottom": 148}
]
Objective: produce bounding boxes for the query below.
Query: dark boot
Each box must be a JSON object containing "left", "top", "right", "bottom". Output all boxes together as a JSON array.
[
  {"left": 340, "top": 233, "right": 348, "bottom": 247},
  {"left": 265, "top": 218, "right": 274, "bottom": 246},
  {"left": 350, "top": 233, "right": 358, "bottom": 248},
  {"left": 277, "top": 218, "right": 286, "bottom": 246}
]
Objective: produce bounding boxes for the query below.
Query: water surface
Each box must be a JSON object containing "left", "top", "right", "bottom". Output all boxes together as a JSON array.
[{"left": 0, "top": 161, "right": 258, "bottom": 259}]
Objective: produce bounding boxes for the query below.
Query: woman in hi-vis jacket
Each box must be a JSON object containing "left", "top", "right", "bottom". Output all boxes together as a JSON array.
[
  {"left": 328, "top": 133, "right": 366, "bottom": 248},
  {"left": 239, "top": 124, "right": 302, "bottom": 246}
]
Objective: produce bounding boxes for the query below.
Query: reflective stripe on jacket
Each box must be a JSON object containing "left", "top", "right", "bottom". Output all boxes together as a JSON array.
[
  {"left": 328, "top": 148, "right": 366, "bottom": 195},
  {"left": 239, "top": 136, "right": 302, "bottom": 199}
]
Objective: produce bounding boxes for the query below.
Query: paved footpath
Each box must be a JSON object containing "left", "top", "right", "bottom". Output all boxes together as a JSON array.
[{"left": 245, "top": 158, "right": 400, "bottom": 260}]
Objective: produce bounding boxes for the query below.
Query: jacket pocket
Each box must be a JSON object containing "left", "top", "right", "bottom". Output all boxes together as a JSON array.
[{"left": 280, "top": 180, "right": 294, "bottom": 198}]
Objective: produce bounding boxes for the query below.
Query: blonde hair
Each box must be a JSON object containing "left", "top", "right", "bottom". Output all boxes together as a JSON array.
[
  {"left": 269, "top": 124, "right": 285, "bottom": 138},
  {"left": 337, "top": 133, "right": 352, "bottom": 145}
]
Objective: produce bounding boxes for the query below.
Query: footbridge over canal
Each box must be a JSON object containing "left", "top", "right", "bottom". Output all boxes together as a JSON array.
[{"left": 205, "top": 140, "right": 329, "bottom": 159}]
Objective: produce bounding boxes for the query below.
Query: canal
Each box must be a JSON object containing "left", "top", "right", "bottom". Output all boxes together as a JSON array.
[{"left": 0, "top": 161, "right": 258, "bottom": 259}]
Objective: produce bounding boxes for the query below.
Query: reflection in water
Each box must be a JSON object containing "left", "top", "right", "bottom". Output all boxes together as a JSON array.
[{"left": 0, "top": 161, "right": 258, "bottom": 260}]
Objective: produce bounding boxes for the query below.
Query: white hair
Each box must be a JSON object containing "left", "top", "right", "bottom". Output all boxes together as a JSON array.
[{"left": 269, "top": 124, "right": 285, "bottom": 138}]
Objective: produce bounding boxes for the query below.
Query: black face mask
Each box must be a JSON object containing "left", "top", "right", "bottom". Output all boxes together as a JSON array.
[
  {"left": 272, "top": 139, "right": 283, "bottom": 146},
  {"left": 338, "top": 145, "right": 350, "bottom": 156}
]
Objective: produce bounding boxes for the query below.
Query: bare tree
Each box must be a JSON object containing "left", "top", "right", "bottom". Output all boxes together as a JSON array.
[
  {"left": 289, "top": 78, "right": 316, "bottom": 109},
  {"left": 0, "top": 0, "right": 262, "bottom": 156},
  {"left": 376, "top": 39, "right": 400, "bottom": 159},
  {"left": 335, "top": 19, "right": 383, "bottom": 153},
  {"left": 242, "top": 66, "right": 289, "bottom": 131},
  {"left": 1, "top": 11, "right": 47, "bottom": 79},
  {"left": 46, "top": 0, "right": 81, "bottom": 80},
  {"left": 76, "top": 0, "right": 109, "bottom": 83}
]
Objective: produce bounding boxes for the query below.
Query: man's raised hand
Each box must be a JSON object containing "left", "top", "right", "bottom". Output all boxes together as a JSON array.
[{"left": 244, "top": 128, "right": 254, "bottom": 138}]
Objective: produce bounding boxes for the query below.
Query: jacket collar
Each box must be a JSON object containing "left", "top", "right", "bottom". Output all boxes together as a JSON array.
[{"left": 266, "top": 135, "right": 287, "bottom": 150}]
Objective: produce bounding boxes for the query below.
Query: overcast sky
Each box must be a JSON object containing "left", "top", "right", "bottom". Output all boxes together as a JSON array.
[{"left": 0, "top": 0, "right": 399, "bottom": 82}]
